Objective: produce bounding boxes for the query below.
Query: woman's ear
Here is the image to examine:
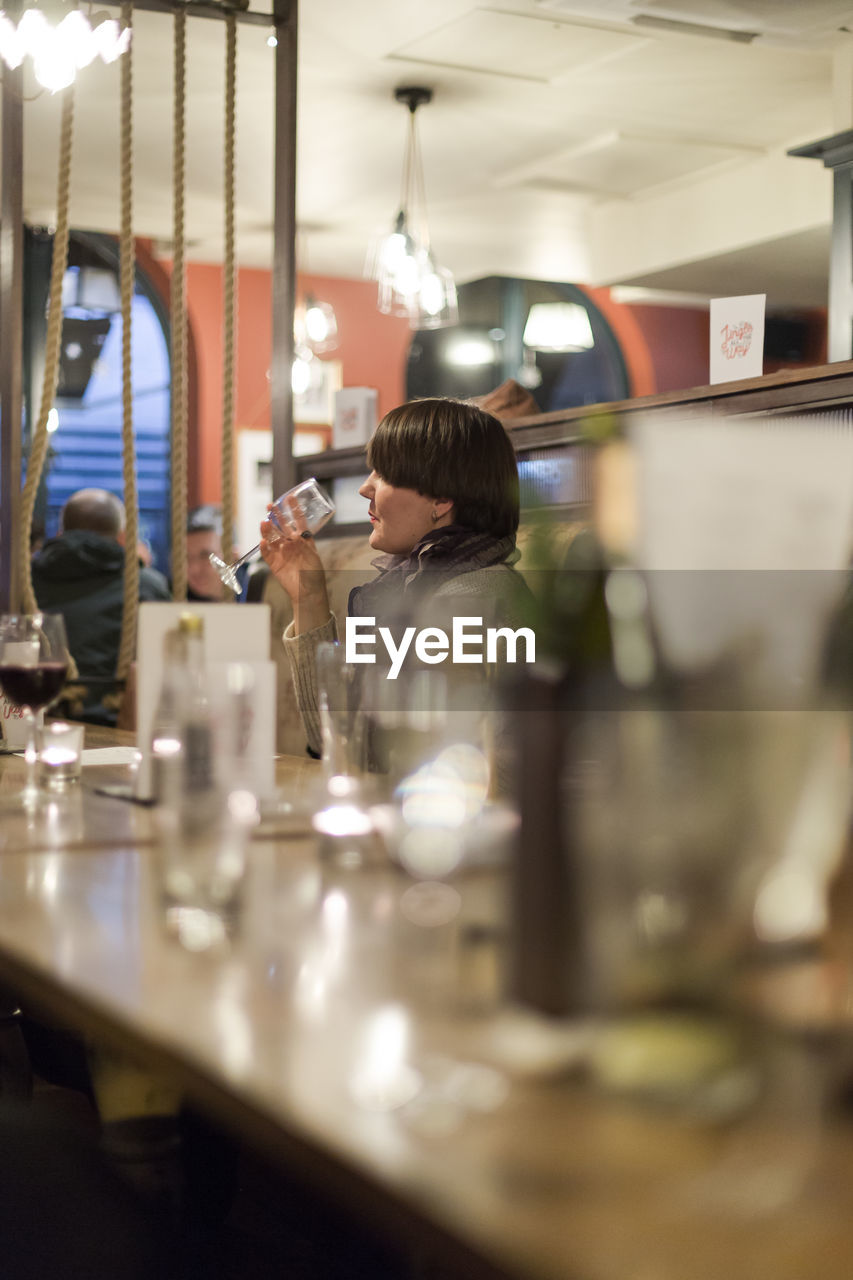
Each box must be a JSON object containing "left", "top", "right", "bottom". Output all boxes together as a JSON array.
[{"left": 432, "top": 497, "right": 454, "bottom": 523}]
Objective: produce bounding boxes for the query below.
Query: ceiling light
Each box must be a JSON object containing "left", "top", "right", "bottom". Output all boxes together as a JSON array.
[
  {"left": 291, "top": 346, "right": 314, "bottom": 397},
  {"left": 522, "top": 302, "right": 594, "bottom": 352},
  {"left": 367, "top": 86, "right": 458, "bottom": 331},
  {"left": 295, "top": 295, "right": 338, "bottom": 354},
  {"left": 0, "top": 2, "right": 131, "bottom": 92},
  {"left": 446, "top": 336, "right": 496, "bottom": 367}
]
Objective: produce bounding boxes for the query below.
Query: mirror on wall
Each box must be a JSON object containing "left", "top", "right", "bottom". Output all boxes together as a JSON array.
[{"left": 406, "top": 276, "right": 629, "bottom": 411}]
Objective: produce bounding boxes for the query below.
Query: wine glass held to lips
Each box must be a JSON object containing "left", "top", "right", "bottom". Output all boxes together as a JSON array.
[
  {"left": 209, "top": 477, "right": 335, "bottom": 595},
  {"left": 0, "top": 613, "right": 70, "bottom": 804}
]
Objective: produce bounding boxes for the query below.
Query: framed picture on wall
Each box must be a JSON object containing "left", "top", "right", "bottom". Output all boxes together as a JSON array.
[{"left": 294, "top": 358, "right": 343, "bottom": 424}]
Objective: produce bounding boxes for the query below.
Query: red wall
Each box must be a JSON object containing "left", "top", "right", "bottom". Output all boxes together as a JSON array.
[
  {"left": 182, "top": 265, "right": 410, "bottom": 504},
  {"left": 625, "top": 303, "right": 710, "bottom": 394}
]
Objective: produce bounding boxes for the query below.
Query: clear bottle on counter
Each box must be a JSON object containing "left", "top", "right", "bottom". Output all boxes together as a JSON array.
[
  {"left": 149, "top": 618, "right": 190, "bottom": 804},
  {"left": 153, "top": 613, "right": 249, "bottom": 949}
]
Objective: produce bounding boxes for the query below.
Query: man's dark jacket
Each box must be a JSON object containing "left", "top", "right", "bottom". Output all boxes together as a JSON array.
[{"left": 32, "top": 529, "right": 171, "bottom": 721}]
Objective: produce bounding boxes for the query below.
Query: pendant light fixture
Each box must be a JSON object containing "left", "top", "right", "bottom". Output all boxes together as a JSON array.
[
  {"left": 294, "top": 294, "right": 338, "bottom": 355},
  {"left": 368, "top": 85, "right": 457, "bottom": 331},
  {"left": 0, "top": 2, "right": 131, "bottom": 92},
  {"left": 291, "top": 228, "right": 339, "bottom": 394}
]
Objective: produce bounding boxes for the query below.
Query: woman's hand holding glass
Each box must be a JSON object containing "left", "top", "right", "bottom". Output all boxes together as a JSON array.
[{"left": 260, "top": 495, "right": 332, "bottom": 635}]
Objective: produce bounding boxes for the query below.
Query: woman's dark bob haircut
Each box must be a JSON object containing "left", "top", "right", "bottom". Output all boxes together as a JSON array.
[{"left": 366, "top": 398, "right": 519, "bottom": 538}]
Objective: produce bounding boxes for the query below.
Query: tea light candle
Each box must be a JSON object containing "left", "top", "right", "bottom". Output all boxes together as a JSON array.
[{"left": 39, "top": 722, "right": 84, "bottom": 788}]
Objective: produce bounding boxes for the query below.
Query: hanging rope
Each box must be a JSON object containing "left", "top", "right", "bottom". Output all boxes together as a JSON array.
[
  {"left": 18, "top": 87, "right": 74, "bottom": 616},
  {"left": 170, "top": 7, "right": 189, "bottom": 601},
  {"left": 220, "top": 10, "right": 237, "bottom": 591},
  {"left": 116, "top": 0, "right": 139, "bottom": 681}
]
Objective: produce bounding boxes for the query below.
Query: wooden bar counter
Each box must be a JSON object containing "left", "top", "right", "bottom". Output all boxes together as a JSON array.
[{"left": 2, "top": 728, "right": 853, "bottom": 1279}]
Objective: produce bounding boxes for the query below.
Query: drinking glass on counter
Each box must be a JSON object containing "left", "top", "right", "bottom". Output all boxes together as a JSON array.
[
  {"left": 153, "top": 622, "right": 260, "bottom": 951},
  {"left": 209, "top": 477, "right": 335, "bottom": 594},
  {"left": 0, "top": 613, "right": 69, "bottom": 804},
  {"left": 39, "top": 720, "right": 84, "bottom": 790},
  {"left": 317, "top": 641, "right": 366, "bottom": 778}
]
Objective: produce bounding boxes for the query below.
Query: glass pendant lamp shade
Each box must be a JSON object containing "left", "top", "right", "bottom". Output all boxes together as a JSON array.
[
  {"left": 0, "top": 2, "right": 131, "bottom": 92},
  {"left": 369, "top": 87, "right": 458, "bottom": 331},
  {"left": 294, "top": 295, "right": 338, "bottom": 355},
  {"left": 522, "top": 302, "right": 594, "bottom": 352},
  {"left": 417, "top": 254, "right": 457, "bottom": 330},
  {"left": 304, "top": 298, "right": 338, "bottom": 351},
  {"left": 291, "top": 344, "right": 314, "bottom": 397}
]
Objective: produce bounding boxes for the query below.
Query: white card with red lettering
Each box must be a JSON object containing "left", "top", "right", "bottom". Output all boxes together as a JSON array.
[{"left": 710, "top": 294, "right": 765, "bottom": 383}]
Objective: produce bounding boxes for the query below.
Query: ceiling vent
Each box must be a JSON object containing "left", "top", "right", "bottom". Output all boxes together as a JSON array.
[{"left": 535, "top": 0, "right": 853, "bottom": 45}]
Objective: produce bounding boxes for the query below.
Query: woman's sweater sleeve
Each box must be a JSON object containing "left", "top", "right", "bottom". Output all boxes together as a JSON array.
[{"left": 281, "top": 614, "right": 338, "bottom": 756}]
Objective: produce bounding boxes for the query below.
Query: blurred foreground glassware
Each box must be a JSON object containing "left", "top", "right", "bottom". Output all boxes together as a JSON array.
[
  {"left": 312, "top": 773, "right": 381, "bottom": 870},
  {"left": 153, "top": 618, "right": 259, "bottom": 950},
  {"left": 209, "top": 477, "right": 335, "bottom": 594},
  {"left": 574, "top": 706, "right": 851, "bottom": 1016},
  {"left": 0, "top": 613, "right": 69, "bottom": 805},
  {"left": 317, "top": 641, "right": 365, "bottom": 778},
  {"left": 39, "top": 720, "right": 83, "bottom": 790},
  {"left": 366, "top": 666, "right": 449, "bottom": 790}
]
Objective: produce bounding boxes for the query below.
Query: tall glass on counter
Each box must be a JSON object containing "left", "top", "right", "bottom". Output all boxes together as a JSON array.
[{"left": 152, "top": 612, "right": 257, "bottom": 950}]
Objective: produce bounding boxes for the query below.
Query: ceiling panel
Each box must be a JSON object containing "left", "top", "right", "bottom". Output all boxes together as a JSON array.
[
  {"left": 18, "top": 0, "right": 837, "bottom": 301},
  {"left": 496, "top": 131, "right": 756, "bottom": 197},
  {"left": 390, "top": 8, "right": 647, "bottom": 82}
]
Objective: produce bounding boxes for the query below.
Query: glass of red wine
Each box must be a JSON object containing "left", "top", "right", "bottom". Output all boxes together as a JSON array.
[{"left": 0, "top": 613, "right": 70, "bottom": 804}]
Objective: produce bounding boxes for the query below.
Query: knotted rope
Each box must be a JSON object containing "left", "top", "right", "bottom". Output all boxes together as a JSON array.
[
  {"left": 170, "top": 7, "right": 188, "bottom": 601},
  {"left": 220, "top": 11, "right": 238, "bottom": 591},
  {"left": 18, "top": 87, "right": 74, "bottom": 615},
  {"left": 116, "top": 0, "right": 139, "bottom": 681}
]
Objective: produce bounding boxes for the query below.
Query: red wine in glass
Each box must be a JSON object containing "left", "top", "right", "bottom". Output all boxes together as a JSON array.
[
  {"left": 0, "top": 613, "right": 70, "bottom": 803},
  {"left": 0, "top": 662, "right": 68, "bottom": 710}
]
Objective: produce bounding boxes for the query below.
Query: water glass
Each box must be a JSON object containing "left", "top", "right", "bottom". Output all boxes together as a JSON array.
[
  {"left": 39, "top": 720, "right": 84, "bottom": 789},
  {"left": 317, "top": 641, "right": 365, "bottom": 778},
  {"left": 155, "top": 665, "right": 261, "bottom": 950}
]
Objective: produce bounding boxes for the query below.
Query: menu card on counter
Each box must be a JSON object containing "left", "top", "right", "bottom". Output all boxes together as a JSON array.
[
  {"left": 632, "top": 414, "right": 853, "bottom": 691},
  {"left": 709, "top": 294, "right": 765, "bottom": 383}
]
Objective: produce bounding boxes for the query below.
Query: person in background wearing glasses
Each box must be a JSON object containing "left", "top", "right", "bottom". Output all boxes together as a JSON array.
[{"left": 184, "top": 505, "right": 249, "bottom": 602}]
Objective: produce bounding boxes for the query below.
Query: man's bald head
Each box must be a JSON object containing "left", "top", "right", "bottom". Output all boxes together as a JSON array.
[{"left": 60, "top": 489, "right": 126, "bottom": 540}]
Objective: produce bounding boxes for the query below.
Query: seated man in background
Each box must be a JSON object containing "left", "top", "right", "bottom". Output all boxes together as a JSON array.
[
  {"left": 32, "top": 487, "right": 171, "bottom": 723},
  {"left": 186, "top": 504, "right": 247, "bottom": 601}
]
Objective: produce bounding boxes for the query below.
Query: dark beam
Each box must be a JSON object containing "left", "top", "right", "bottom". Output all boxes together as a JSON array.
[
  {"left": 0, "top": 36, "right": 24, "bottom": 614},
  {"left": 101, "top": 0, "right": 276, "bottom": 26},
  {"left": 789, "top": 130, "right": 853, "bottom": 362},
  {"left": 271, "top": 0, "right": 297, "bottom": 498}
]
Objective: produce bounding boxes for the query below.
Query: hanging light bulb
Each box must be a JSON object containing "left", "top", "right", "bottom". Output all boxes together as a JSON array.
[
  {"left": 0, "top": 1, "right": 131, "bottom": 91},
  {"left": 291, "top": 345, "right": 314, "bottom": 397},
  {"left": 417, "top": 253, "right": 457, "bottom": 330},
  {"left": 367, "top": 86, "right": 458, "bottom": 331},
  {"left": 303, "top": 297, "right": 338, "bottom": 352}
]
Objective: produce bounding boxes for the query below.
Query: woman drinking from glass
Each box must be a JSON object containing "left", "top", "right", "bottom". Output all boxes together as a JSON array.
[{"left": 260, "top": 398, "right": 530, "bottom": 774}]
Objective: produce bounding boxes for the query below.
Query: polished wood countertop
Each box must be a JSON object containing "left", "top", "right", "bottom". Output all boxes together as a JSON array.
[{"left": 2, "top": 729, "right": 853, "bottom": 1280}]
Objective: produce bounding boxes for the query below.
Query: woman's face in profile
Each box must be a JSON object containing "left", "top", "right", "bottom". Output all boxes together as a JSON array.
[{"left": 358, "top": 471, "right": 446, "bottom": 556}]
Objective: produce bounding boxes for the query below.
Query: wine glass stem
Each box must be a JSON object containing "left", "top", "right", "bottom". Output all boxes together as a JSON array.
[
  {"left": 23, "top": 707, "right": 39, "bottom": 800},
  {"left": 232, "top": 542, "right": 261, "bottom": 570}
]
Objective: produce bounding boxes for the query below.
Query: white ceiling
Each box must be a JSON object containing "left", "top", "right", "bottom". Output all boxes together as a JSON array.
[{"left": 17, "top": 0, "right": 853, "bottom": 307}]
